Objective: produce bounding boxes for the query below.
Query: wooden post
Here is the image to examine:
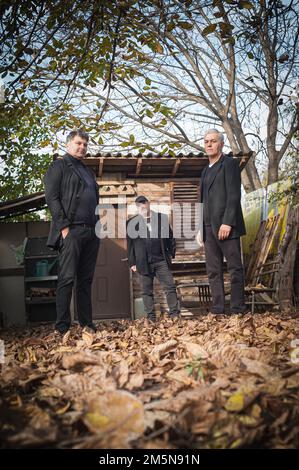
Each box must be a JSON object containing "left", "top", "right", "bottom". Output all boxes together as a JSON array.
[
  {"left": 135, "top": 158, "right": 143, "bottom": 175},
  {"left": 98, "top": 158, "right": 104, "bottom": 177}
]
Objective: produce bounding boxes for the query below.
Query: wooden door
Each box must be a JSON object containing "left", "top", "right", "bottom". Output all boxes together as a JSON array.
[{"left": 91, "top": 205, "right": 131, "bottom": 319}]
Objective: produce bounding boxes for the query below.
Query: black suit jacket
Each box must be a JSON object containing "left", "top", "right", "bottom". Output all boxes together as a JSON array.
[
  {"left": 127, "top": 211, "right": 176, "bottom": 275},
  {"left": 200, "top": 154, "right": 246, "bottom": 241},
  {"left": 44, "top": 154, "right": 99, "bottom": 249}
]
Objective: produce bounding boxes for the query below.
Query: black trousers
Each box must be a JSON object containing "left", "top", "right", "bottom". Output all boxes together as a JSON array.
[
  {"left": 204, "top": 225, "right": 246, "bottom": 314},
  {"left": 55, "top": 225, "right": 100, "bottom": 333},
  {"left": 139, "top": 260, "right": 180, "bottom": 317}
]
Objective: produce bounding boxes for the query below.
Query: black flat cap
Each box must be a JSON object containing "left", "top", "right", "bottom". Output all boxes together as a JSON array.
[{"left": 135, "top": 195, "right": 149, "bottom": 204}]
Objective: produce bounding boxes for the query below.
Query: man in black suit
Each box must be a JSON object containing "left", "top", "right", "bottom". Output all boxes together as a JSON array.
[
  {"left": 44, "top": 129, "right": 100, "bottom": 344},
  {"left": 127, "top": 196, "right": 180, "bottom": 322},
  {"left": 197, "top": 129, "right": 247, "bottom": 315}
]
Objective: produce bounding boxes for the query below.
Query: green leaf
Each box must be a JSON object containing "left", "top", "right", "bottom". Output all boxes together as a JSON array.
[
  {"left": 40, "top": 139, "right": 51, "bottom": 147},
  {"left": 219, "top": 22, "right": 234, "bottom": 33},
  {"left": 154, "top": 43, "right": 164, "bottom": 54},
  {"left": 166, "top": 22, "right": 176, "bottom": 32},
  {"left": 102, "top": 36, "right": 112, "bottom": 52},
  {"left": 145, "top": 77, "right": 151, "bottom": 85},
  {"left": 212, "top": 0, "right": 223, "bottom": 6},
  {"left": 202, "top": 24, "right": 217, "bottom": 36},
  {"left": 239, "top": 1, "right": 254, "bottom": 9},
  {"left": 24, "top": 47, "right": 34, "bottom": 55},
  {"left": 18, "top": 60, "right": 29, "bottom": 67},
  {"left": 160, "top": 107, "right": 170, "bottom": 117},
  {"left": 213, "top": 12, "right": 224, "bottom": 18}
]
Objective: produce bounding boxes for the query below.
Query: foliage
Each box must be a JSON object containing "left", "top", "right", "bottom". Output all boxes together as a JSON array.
[
  {"left": 186, "top": 355, "right": 205, "bottom": 382},
  {"left": 1, "top": 0, "right": 298, "bottom": 201}
]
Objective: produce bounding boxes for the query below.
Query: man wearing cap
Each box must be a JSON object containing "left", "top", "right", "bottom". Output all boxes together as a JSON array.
[{"left": 127, "top": 196, "right": 180, "bottom": 322}]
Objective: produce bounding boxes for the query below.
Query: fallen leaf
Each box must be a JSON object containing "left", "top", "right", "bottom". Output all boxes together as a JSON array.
[
  {"left": 112, "top": 360, "right": 129, "bottom": 387},
  {"left": 151, "top": 340, "right": 178, "bottom": 361},
  {"left": 241, "top": 357, "right": 274, "bottom": 379},
  {"left": 38, "top": 386, "right": 64, "bottom": 398},
  {"left": 126, "top": 371, "right": 144, "bottom": 390},
  {"left": 181, "top": 341, "right": 209, "bottom": 359},
  {"left": 62, "top": 352, "right": 102, "bottom": 369},
  {"left": 83, "top": 390, "right": 145, "bottom": 447},
  {"left": 225, "top": 387, "right": 259, "bottom": 412}
]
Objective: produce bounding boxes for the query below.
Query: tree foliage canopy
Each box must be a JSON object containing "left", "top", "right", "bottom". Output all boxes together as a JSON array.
[{"left": 1, "top": 0, "right": 298, "bottom": 204}]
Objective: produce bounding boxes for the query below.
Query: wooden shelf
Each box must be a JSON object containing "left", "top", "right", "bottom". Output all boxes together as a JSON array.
[{"left": 26, "top": 298, "right": 56, "bottom": 304}]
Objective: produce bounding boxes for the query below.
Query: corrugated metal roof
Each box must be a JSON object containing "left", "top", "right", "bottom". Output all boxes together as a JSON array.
[
  {"left": 53, "top": 151, "right": 252, "bottom": 177},
  {"left": 0, "top": 192, "right": 46, "bottom": 219},
  {"left": 54, "top": 150, "right": 253, "bottom": 160}
]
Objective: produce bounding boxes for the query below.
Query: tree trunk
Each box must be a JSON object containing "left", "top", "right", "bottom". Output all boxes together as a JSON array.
[
  {"left": 267, "top": 151, "right": 279, "bottom": 185},
  {"left": 241, "top": 159, "right": 262, "bottom": 194},
  {"left": 278, "top": 205, "right": 299, "bottom": 311},
  {"left": 267, "top": 103, "right": 280, "bottom": 185},
  {"left": 223, "top": 118, "right": 262, "bottom": 193}
]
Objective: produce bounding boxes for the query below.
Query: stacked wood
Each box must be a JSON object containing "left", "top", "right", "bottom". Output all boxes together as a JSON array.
[{"left": 246, "top": 214, "right": 281, "bottom": 285}]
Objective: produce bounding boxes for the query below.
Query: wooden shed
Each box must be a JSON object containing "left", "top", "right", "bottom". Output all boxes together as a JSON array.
[
  {"left": 0, "top": 151, "right": 252, "bottom": 323},
  {"left": 72, "top": 151, "right": 251, "bottom": 321}
]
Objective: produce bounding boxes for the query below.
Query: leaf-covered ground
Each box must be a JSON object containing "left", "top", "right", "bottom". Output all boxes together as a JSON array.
[{"left": 1, "top": 312, "right": 299, "bottom": 449}]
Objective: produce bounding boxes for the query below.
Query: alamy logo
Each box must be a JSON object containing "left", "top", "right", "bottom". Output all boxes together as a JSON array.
[{"left": 0, "top": 340, "right": 4, "bottom": 364}]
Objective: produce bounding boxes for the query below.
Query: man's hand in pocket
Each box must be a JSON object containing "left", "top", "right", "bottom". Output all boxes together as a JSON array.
[{"left": 61, "top": 227, "right": 69, "bottom": 239}]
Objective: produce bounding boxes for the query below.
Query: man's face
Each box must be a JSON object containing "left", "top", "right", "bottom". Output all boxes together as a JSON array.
[
  {"left": 136, "top": 201, "right": 150, "bottom": 217},
  {"left": 66, "top": 136, "right": 88, "bottom": 159},
  {"left": 204, "top": 133, "right": 224, "bottom": 159}
]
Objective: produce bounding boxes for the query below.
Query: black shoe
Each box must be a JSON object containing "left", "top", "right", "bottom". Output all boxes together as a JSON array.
[
  {"left": 168, "top": 312, "right": 181, "bottom": 319},
  {"left": 83, "top": 323, "right": 97, "bottom": 333},
  {"left": 46, "top": 329, "right": 70, "bottom": 344},
  {"left": 82, "top": 326, "right": 96, "bottom": 346}
]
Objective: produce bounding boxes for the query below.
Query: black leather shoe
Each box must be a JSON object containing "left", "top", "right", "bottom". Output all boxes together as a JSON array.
[
  {"left": 168, "top": 313, "right": 181, "bottom": 319},
  {"left": 85, "top": 323, "right": 97, "bottom": 332},
  {"left": 147, "top": 314, "right": 157, "bottom": 323}
]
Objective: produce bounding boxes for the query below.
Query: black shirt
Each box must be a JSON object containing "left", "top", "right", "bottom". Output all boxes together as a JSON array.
[
  {"left": 69, "top": 155, "right": 98, "bottom": 225},
  {"left": 144, "top": 216, "right": 164, "bottom": 263}
]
